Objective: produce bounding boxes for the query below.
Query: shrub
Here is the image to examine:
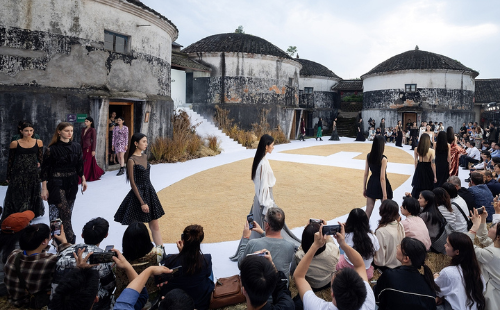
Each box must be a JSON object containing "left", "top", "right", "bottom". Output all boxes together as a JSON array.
[{"left": 206, "top": 135, "right": 221, "bottom": 153}]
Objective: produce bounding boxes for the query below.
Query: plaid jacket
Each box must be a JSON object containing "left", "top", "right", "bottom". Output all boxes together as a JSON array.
[{"left": 4, "top": 245, "right": 70, "bottom": 307}]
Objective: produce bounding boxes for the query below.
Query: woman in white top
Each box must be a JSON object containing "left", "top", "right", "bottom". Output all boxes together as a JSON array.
[
  {"left": 336, "top": 208, "right": 380, "bottom": 279},
  {"left": 434, "top": 232, "right": 486, "bottom": 310},
  {"left": 469, "top": 208, "right": 500, "bottom": 310},
  {"left": 441, "top": 182, "right": 470, "bottom": 233},
  {"left": 373, "top": 199, "right": 405, "bottom": 270},
  {"left": 433, "top": 187, "right": 457, "bottom": 231},
  {"left": 229, "top": 134, "right": 300, "bottom": 261}
]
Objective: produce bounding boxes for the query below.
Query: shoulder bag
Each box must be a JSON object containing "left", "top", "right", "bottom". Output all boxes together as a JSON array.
[
  {"left": 209, "top": 275, "right": 246, "bottom": 309},
  {"left": 451, "top": 202, "right": 473, "bottom": 230},
  {"left": 14, "top": 253, "right": 51, "bottom": 309}
]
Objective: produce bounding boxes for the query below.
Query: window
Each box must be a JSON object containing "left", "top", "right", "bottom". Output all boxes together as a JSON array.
[
  {"left": 304, "top": 87, "right": 314, "bottom": 94},
  {"left": 104, "top": 30, "right": 129, "bottom": 54},
  {"left": 405, "top": 84, "right": 417, "bottom": 92}
]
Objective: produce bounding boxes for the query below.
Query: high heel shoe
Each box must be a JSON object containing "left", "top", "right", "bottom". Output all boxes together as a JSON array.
[{"left": 116, "top": 167, "right": 125, "bottom": 176}]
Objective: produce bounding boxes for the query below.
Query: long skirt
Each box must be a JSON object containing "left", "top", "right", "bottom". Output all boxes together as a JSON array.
[{"left": 80, "top": 146, "right": 104, "bottom": 183}]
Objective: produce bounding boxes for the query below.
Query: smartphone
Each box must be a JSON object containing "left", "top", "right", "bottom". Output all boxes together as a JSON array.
[
  {"left": 154, "top": 266, "right": 182, "bottom": 284},
  {"left": 476, "top": 207, "right": 484, "bottom": 215},
  {"left": 104, "top": 245, "right": 114, "bottom": 252},
  {"left": 309, "top": 218, "right": 322, "bottom": 224},
  {"left": 74, "top": 245, "right": 87, "bottom": 254},
  {"left": 322, "top": 225, "right": 341, "bottom": 235},
  {"left": 246, "top": 251, "right": 269, "bottom": 257},
  {"left": 247, "top": 214, "right": 255, "bottom": 229},
  {"left": 88, "top": 252, "right": 117, "bottom": 264},
  {"left": 50, "top": 219, "right": 62, "bottom": 236}
]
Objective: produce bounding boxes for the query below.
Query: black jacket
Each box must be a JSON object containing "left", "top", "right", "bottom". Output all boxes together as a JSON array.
[
  {"left": 261, "top": 271, "right": 294, "bottom": 310},
  {"left": 457, "top": 187, "right": 476, "bottom": 212}
]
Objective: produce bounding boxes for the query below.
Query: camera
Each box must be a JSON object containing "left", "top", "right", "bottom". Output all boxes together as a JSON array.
[
  {"left": 322, "top": 225, "right": 341, "bottom": 235},
  {"left": 88, "top": 245, "right": 117, "bottom": 264},
  {"left": 247, "top": 214, "right": 255, "bottom": 229},
  {"left": 309, "top": 218, "right": 322, "bottom": 224},
  {"left": 154, "top": 266, "right": 182, "bottom": 284},
  {"left": 50, "top": 219, "right": 62, "bottom": 236},
  {"left": 476, "top": 208, "right": 484, "bottom": 215}
]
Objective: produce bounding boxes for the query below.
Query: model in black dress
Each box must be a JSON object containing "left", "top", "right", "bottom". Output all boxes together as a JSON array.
[
  {"left": 411, "top": 134, "right": 436, "bottom": 198},
  {"left": 329, "top": 118, "right": 340, "bottom": 141},
  {"left": 114, "top": 133, "right": 165, "bottom": 246},
  {"left": 434, "top": 131, "right": 450, "bottom": 188},
  {"left": 355, "top": 118, "right": 366, "bottom": 141},
  {"left": 41, "top": 122, "right": 86, "bottom": 244},
  {"left": 410, "top": 122, "right": 419, "bottom": 150},
  {"left": 395, "top": 126, "right": 403, "bottom": 147}
]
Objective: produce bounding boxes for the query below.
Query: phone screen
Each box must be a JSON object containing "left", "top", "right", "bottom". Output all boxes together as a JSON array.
[
  {"left": 247, "top": 214, "right": 255, "bottom": 229},
  {"left": 104, "top": 245, "right": 114, "bottom": 252},
  {"left": 51, "top": 219, "right": 62, "bottom": 236}
]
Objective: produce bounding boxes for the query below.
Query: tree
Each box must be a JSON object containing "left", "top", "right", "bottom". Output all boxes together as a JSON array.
[
  {"left": 235, "top": 25, "right": 245, "bottom": 34},
  {"left": 286, "top": 46, "right": 297, "bottom": 57}
]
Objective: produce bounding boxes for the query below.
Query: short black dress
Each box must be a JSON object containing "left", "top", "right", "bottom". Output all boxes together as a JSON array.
[
  {"left": 365, "top": 154, "right": 393, "bottom": 199},
  {"left": 434, "top": 150, "right": 449, "bottom": 188},
  {"left": 114, "top": 155, "right": 165, "bottom": 225},
  {"left": 411, "top": 161, "right": 434, "bottom": 198}
]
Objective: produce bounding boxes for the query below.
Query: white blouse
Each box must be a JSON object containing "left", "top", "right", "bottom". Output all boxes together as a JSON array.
[
  {"left": 435, "top": 265, "right": 485, "bottom": 310},
  {"left": 254, "top": 157, "right": 276, "bottom": 215}
]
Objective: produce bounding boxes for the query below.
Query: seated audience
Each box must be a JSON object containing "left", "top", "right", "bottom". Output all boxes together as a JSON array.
[
  {"left": 468, "top": 172, "right": 494, "bottom": 222},
  {"left": 472, "top": 150, "right": 493, "bottom": 170},
  {"left": 418, "top": 190, "right": 445, "bottom": 246},
  {"left": 240, "top": 253, "right": 294, "bottom": 309},
  {"left": 51, "top": 217, "right": 115, "bottom": 310},
  {"left": 237, "top": 207, "right": 296, "bottom": 281},
  {"left": 4, "top": 223, "right": 69, "bottom": 308},
  {"left": 160, "top": 289, "right": 195, "bottom": 310},
  {"left": 400, "top": 197, "right": 432, "bottom": 250},
  {"left": 441, "top": 182, "right": 470, "bottom": 232},
  {"left": 373, "top": 199, "right": 405, "bottom": 270},
  {"left": 433, "top": 187, "right": 457, "bottom": 231},
  {"left": 459, "top": 141, "right": 480, "bottom": 169},
  {"left": 336, "top": 208, "right": 379, "bottom": 279},
  {"left": 484, "top": 171, "right": 500, "bottom": 196},
  {"left": 295, "top": 223, "right": 376, "bottom": 310},
  {"left": 160, "top": 225, "right": 214, "bottom": 310},
  {"left": 374, "top": 237, "right": 438, "bottom": 309},
  {"left": 469, "top": 207, "right": 500, "bottom": 310},
  {"left": 294, "top": 220, "right": 339, "bottom": 290},
  {"left": 0, "top": 211, "right": 34, "bottom": 297},
  {"left": 447, "top": 176, "right": 475, "bottom": 212},
  {"left": 434, "top": 232, "right": 485, "bottom": 310},
  {"left": 115, "top": 222, "right": 163, "bottom": 298}
]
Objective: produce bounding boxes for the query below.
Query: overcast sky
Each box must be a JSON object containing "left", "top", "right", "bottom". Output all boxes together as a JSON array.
[{"left": 142, "top": 0, "right": 499, "bottom": 79}]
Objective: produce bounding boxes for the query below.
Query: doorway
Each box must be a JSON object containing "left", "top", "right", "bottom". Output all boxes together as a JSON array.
[
  {"left": 403, "top": 112, "right": 417, "bottom": 129},
  {"left": 107, "top": 102, "right": 134, "bottom": 167}
]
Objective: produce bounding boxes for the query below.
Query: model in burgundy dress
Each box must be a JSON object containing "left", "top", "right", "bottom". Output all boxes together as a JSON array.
[{"left": 80, "top": 117, "right": 104, "bottom": 182}]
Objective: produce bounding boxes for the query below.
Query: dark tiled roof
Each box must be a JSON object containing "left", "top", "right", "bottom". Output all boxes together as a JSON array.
[
  {"left": 295, "top": 58, "right": 340, "bottom": 79},
  {"left": 362, "top": 49, "right": 479, "bottom": 78},
  {"left": 182, "top": 33, "right": 292, "bottom": 59},
  {"left": 332, "top": 80, "right": 363, "bottom": 91},
  {"left": 475, "top": 79, "right": 500, "bottom": 103},
  {"left": 171, "top": 52, "right": 210, "bottom": 72},
  {"left": 124, "top": 0, "right": 178, "bottom": 34}
]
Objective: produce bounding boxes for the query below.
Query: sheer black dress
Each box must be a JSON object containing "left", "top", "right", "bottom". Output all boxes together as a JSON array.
[
  {"left": 434, "top": 148, "right": 449, "bottom": 188},
  {"left": 41, "top": 140, "right": 84, "bottom": 244},
  {"left": 2, "top": 140, "right": 44, "bottom": 222},
  {"left": 365, "top": 154, "right": 393, "bottom": 200}
]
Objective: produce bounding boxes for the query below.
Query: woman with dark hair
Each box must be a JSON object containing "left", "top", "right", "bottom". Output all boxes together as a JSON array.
[
  {"left": 230, "top": 134, "right": 300, "bottom": 261},
  {"left": 114, "top": 133, "right": 165, "bottom": 246},
  {"left": 41, "top": 122, "right": 85, "bottom": 244},
  {"left": 411, "top": 133, "right": 436, "bottom": 198},
  {"left": 418, "top": 190, "right": 446, "bottom": 246},
  {"left": 374, "top": 237, "right": 439, "bottom": 309},
  {"left": 294, "top": 221, "right": 339, "bottom": 290},
  {"left": 355, "top": 118, "right": 366, "bottom": 141},
  {"left": 395, "top": 125, "right": 403, "bottom": 147},
  {"left": 299, "top": 117, "right": 306, "bottom": 141},
  {"left": 108, "top": 111, "right": 117, "bottom": 164},
  {"left": 373, "top": 199, "right": 405, "bottom": 270},
  {"left": 336, "top": 208, "right": 379, "bottom": 279},
  {"left": 2, "top": 122, "right": 44, "bottom": 222},
  {"left": 112, "top": 116, "right": 128, "bottom": 176},
  {"left": 410, "top": 121, "right": 419, "bottom": 150},
  {"left": 448, "top": 126, "right": 465, "bottom": 176},
  {"left": 433, "top": 187, "right": 457, "bottom": 231},
  {"left": 161, "top": 225, "right": 214, "bottom": 310},
  {"left": 434, "top": 232, "right": 485, "bottom": 310},
  {"left": 441, "top": 182, "right": 469, "bottom": 233},
  {"left": 400, "top": 197, "right": 431, "bottom": 250},
  {"left": 434, "top": 131, "right": 450, "bottom": 188},
  {"left": 114, "top": 222, "right": 163, "bottom": 298},
  {"left": 10, "top": 120, "right": 40, "bottom": 142},
  {"left": 329, "top": 117, "right": 340, "bottom": 141},
  {"left": 363, "top": 135, "right": 393, "bottom": 218},
  {"left": 80, "top": 116, "right": 104, "bottom": 182},
  {"left": 469, "top": 208, "right": 500, "bottom": 309},
  {"left": 316, "top": 117, "right": 323, "bottom": 141}
]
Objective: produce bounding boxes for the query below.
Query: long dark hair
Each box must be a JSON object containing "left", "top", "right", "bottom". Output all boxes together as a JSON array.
[
  {"left": 447, "top": 232, "right": 485, "bottom": 310},
  {"left": 435, "top": 131, "right": 448, "bottom": 154},
  {"left": 122, "top": 222, "right": 154, "bottom": 261},
  {"left": 446, "top": 126, "right": 455, "bottom": 144},
  {"left": 368, "top": 135, "right": 385, "bottom": 165},
  {"left": 345, "top": 208, "right": 375, "bottom": 260},
  {"left": 178, "top": 225, "right": 205, "bottom": 275},
  {"left": 400, "top": 237, "right": 441, "bottom": 293},
  {"left": 126, "top": 133, "right": 147, "bottom": 182},
  {"left": 251, "top": 134, "right": 274, "bottom": 180},
  {"left": 433, "top": 187, "right": 452, "bottom": 213},
  {"left": 420, "top": 190, "right": 444, "bottom": 226},
  {"left": 417, "top": 133, "right": 431, "bottom": 157},
  {"left": 85, "top": 116, "right": 95, "bottom": 128},
  {"left": 377, "top": 199, "right": 400, "bottom": 229}
]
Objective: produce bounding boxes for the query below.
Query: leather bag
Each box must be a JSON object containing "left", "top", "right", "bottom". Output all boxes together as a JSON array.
[{"left": 209, "top": 275, "right": 246, "bottom": 309}]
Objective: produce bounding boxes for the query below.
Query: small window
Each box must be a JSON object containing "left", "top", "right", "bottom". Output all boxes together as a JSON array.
[
  {"left": 304, "top": 87, "right": 314, "bottom": 94},
  {"left": 405, "top": 84, "right": 417, "bottom": 92},
  {"left": 104, "top": 30, "right": 129, "bottom": 54}
]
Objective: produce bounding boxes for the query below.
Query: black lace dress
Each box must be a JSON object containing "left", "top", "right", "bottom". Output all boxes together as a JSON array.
[
  {"left": 114, "top": 154, "right": 165, "bottom": 225},
  {"left": 434, "top": 149, "right": 449, "bottom": 188},
  {"left": 2, "top": 140, "right": 44, "bottom": 222}
]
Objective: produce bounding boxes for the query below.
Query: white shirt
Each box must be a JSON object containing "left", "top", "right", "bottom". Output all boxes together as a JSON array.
[
  {"left": 450, "top": 197, "right": 469, "bottom": 233},
  {"left": 437, "top": 205, "right": 456, "bottom": 230},
  {"left": 469, "top": 147, "right": 481, "bottom": 160},
  {"left": 344, "top": 233, "right": 380, "bottom": 269},
  {"left": 302, "top": 281, "right": 375, "bottom": 310},
  {"left": 253, "top": 157, "right": 276, "bottom": 215},
  {"left": 435, "top": 265, "right": 485, "bottom": 310}
]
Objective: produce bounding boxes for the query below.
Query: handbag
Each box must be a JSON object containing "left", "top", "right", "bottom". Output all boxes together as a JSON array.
[
  {"left": 14, "top": 253, "right": 51, "bottom": 309},
  {"left": 209, "top": 275, "right": 246, "bottom": 309}
]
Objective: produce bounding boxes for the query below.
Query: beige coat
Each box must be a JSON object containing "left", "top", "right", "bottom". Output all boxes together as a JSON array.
[{"left": 374, "top": 221, "right": 405, "bottom": 268}]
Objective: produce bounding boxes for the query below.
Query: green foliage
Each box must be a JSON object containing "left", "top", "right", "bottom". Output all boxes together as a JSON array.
[
  {"left": 286, "top": 46, "right": 297, "bottom": 57},
  {"left": 235, "top": 25, "right": 245, "bottom": 33},
  {"left": 341, "top": 94, "right": 363, "bottom": 102}
]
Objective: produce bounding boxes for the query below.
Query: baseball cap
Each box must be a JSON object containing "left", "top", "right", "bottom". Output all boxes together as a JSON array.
[{"left": 1, "top": 210, "right": 35, "bottom": 233}]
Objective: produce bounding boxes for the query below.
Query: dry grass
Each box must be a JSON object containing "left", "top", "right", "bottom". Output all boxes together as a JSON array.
[
  {"left": 206, "top": 135, "right": 221, "bottom": 153},
  {"left": 157, "top": 159, "right": 410, "bottom": 243},
  {"left": 282, "top": 144, "right": 414, "bottom": 165}
]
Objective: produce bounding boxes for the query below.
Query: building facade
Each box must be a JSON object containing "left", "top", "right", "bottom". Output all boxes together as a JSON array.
[{"left": 0, "top": 0, "right": 178, "bottom": 180}]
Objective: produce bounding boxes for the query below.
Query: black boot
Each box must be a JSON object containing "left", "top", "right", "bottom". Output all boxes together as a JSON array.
[
  {"left": 117, "top": 167, "right": 125, "bottom": 176},
  {"left": 320, "top": 138, "right": 323, "bottom": 141}
]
